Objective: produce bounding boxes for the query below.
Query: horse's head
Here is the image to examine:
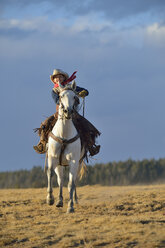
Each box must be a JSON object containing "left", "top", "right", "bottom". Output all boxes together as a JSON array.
[{"left": 58, "top": 81, "right": 79, "bottom": 119}]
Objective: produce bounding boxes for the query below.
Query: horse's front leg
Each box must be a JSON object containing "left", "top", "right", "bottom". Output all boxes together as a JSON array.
[
  {"left": 46, "top": 156, "right": 55, "bottom": 205},
  {"left": 55, "top": 166, "right": 64, "bottom": 207},
  {"left": 74, "top": 187, "right": 78, "bottom": 204},
  {"left": 67, "top": 164, "right": 78, "bottom": 213}
]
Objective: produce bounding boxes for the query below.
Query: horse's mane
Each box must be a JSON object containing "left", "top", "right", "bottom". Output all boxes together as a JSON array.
[
  {"left": 63, "top": 85, "right": 72, "bottom": 90},
  {"left": 59, "top": 84, "right": 77, "bottom": 94}
]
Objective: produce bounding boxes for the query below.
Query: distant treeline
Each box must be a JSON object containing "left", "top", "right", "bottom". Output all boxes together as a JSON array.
[{"left": 0, "top": 158, "right": 165, "bottom": 189}]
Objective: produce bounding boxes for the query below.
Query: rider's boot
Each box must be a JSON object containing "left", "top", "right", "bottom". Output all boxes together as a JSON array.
[
  {"left": 33, "top": 113, "right": 58, "bottom": 154},
  {"left": 88, "top": 144, "right": 100, "bottom": 156},
  {"left": 33, "top": 140, "right": 47, "bottom": 154}
]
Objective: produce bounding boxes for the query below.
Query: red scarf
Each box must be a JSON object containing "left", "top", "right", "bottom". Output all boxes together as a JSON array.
[{"left": 54, "top": 71, "right": 77, "bottom": 88}]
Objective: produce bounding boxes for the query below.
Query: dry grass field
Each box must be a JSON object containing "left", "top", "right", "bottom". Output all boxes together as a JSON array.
[{"left": 0, "top": 185, "right": 165, "bottom": 248}]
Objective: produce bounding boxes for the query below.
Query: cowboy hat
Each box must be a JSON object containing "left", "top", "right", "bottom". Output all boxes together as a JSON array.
[{"left": 50, "top": 69, "right": 69, "bottom": 83}]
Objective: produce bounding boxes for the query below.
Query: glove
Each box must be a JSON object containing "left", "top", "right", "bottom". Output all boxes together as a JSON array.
[{"left": 79, "top": 90, "right": 88, "bottom": 98}]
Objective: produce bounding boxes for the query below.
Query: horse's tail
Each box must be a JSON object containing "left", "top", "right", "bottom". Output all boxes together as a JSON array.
[{"left": 78, "top": 160, "right": 87, "bottom": 180}]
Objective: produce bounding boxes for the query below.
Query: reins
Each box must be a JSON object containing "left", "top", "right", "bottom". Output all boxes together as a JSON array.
[{"left": 82, "top": 98, "right": 85, "bottom": 117}]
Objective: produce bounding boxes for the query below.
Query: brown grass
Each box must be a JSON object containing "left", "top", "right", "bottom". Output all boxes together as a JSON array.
[{"left": 0, "top": 185, "right": 165, "bottom": 248}]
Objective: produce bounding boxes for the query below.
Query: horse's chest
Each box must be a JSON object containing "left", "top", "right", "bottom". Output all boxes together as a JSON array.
[{"left": 49, "top": 141, "right": 80, "bottom": 162}]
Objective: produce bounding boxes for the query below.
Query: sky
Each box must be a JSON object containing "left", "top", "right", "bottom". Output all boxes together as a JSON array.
[{"left": 0, "top": 0, "right": 165, "bottom": 171}]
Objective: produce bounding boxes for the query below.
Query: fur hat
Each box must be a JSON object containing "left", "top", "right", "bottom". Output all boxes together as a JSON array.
[{"left": 50, "top": 69, "right": 69, "bottom": 83}]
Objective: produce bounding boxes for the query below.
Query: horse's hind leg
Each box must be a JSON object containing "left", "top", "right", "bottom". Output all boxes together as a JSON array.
[
  {"left": 46, "top": 156, "right": 55, "bottom": 205},
  {"left": 55, "top": 166, "right": 64, "bottom": 207}
]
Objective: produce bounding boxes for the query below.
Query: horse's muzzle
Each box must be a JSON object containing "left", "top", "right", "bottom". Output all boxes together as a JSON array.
[{"left": 64, "top": 108, "right": 74, "bottom": 119}]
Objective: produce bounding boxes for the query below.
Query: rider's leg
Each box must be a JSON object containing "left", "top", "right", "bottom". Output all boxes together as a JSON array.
[
  {"left": 73, "top": 112, "right": 101, "bottom": 157},
  {"left": 33, "top": 113, "right": 58, "bottom": 154}
]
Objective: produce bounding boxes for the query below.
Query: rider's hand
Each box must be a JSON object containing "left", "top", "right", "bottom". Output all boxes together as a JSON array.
[{"left": 79, "top": 90, "right": 88, "bottom": 98}]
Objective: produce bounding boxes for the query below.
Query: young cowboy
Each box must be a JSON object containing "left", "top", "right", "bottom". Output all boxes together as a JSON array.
[{"left": 33, "top": 69, "right": 100, "bottom": 160}]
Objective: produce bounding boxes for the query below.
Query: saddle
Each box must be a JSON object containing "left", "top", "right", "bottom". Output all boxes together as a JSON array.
[{"left": 34, "top": 111, "right": 101, "bottom": 161}]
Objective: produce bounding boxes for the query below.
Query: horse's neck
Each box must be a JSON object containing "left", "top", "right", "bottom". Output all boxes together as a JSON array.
[{"left": 53, "top": 118, "right": 77, "bottom": 139}]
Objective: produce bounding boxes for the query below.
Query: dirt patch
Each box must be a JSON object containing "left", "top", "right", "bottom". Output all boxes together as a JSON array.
[{"left": 0, "top": 185, "right": 165, "bottom": 247}]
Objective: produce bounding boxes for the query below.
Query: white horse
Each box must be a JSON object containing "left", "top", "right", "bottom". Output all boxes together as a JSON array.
[{"left": 46, "top": 81, "right": 84, "bottom": 213}]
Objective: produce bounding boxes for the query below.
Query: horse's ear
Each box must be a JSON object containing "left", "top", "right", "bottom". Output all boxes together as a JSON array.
[{"left": 71, "top": 80, "right": 76, "bottom": 91}]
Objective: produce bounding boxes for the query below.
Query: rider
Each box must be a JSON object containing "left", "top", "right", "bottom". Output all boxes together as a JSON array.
[{"left": 33, "top": 69, "right": 100, "bottom": 160}]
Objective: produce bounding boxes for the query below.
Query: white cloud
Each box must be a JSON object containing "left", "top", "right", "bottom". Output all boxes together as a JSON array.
[
  {"left": 0, "top": 16, "right": 49, "bottom": 31},
  {"left": 0, "top": 13, "right": 113, "bottom": 37},
  {"left": 146, "top": 22, "right": 165, "bottom": 46},
  {"left": 70, "top": 13, "right": 112, "bottom": 32},
  {"left": 0, "top": 16, "right": 165, "bottom": 63},
  {"left": 1, "top": 11, "right": 165, "bottom": 52}
]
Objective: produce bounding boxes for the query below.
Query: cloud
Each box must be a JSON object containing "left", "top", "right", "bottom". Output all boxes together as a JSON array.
[
  {"left": 1, "top": 13, "right": 165, "bottom": 73},
  {"left": 78, "top": 0, "right": 165, "bottom": 20},
  {"left": 146, "top": 23, "right": 165, "bottom": 46},
  {"left": 70, "top": 13, "right": 112, "bottom": 32},
  {"left": 1, "top": 11, "right": 165, "bottom": 44},
  {"left": 0, "top": 17, "right": 47, "bottom": 31},
  {"left": 1, "top": 0, "right": 165, "bottom": 23}
]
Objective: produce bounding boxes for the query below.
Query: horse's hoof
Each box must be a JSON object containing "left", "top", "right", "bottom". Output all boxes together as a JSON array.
[
  {"left": 56, "top": 201, "right": 63, "bottom": 208},
  {"left": 46, "top": 196, "right": 54, "bottom": 205},
  {"left": 67, "top": 207, "right": 74, "bottom": 213}
]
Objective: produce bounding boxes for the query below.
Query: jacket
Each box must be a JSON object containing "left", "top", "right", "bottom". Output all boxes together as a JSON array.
[{"left": 52, "top": 86, "right": 89, "bottom": 105}]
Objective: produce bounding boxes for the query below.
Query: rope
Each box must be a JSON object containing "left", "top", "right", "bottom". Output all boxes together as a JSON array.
[
  {"left": 83, "top": 97, "right": 85, "bottom": 117},
  {"left": 44, "top": 148, "right": 48, "bottom": 173}
]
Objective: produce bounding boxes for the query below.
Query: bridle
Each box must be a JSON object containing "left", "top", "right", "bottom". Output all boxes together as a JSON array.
[{"left": 58, "top": 88, "right": 79, "bottom": 120}]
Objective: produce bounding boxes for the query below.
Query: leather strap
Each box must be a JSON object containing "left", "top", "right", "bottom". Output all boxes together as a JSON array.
[{"left": 49, "top": 132, "right": 80, "bottom": 165}]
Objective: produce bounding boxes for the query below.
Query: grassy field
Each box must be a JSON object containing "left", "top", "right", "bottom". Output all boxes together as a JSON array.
[{"left": 0, "top": 185, "right": 165, "bottom": 248}]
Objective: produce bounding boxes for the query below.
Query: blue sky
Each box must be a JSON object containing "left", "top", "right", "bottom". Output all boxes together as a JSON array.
[{"left": 0, "top": 0, "right": 165, "bottom": 171}]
